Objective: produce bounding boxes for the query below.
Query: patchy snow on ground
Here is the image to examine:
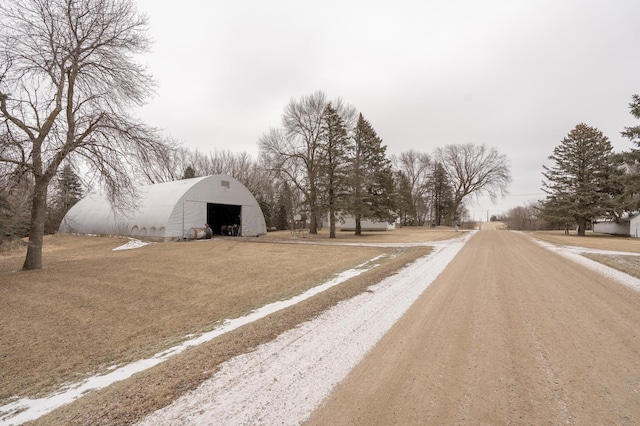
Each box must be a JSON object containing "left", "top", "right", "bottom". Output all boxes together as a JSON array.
[
  {"left": 0, "top": 252, "right": 390, "bottom": 426},
  {"left": 7, "top": 231, "right": 636, "bottom": 426},
  {"left": 112, "top": 238, "right": 150, "bottom": 251},
  {"left": 136, "top": 232, "right": 475, "bottom": 426},
  {"left": 531, "top": 237, "right": 640, "bottom": 292}
]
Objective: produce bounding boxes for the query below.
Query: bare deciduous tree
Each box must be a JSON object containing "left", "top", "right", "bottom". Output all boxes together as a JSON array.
[
  {"left": 505, "top": 201, "right": 542, "bottom": 231},
  {"left": 0, "top": 0, "right": 169, "bottom": 270},
  {"left": 435, "top": 144, "right": 511, "bottom": 226},
  {"left": 392, "top": 150, "right": 432, "bottom": 226},
  {"left": 259, "top": 92, "right": 359, "bottom": 234},
  {"left": 259, "top": 92, "right": 328, "bottom": 234}
]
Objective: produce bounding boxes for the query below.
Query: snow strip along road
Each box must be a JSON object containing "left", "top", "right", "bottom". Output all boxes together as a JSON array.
[
  {"left": 530, "top": 236, "right": 640, "bottom": 292},
  {"left": 1, "top": 254, "right": 386, "bottom": 425},
  {"left": 138, "top": 232, "right": 475, "bottom": 425}
]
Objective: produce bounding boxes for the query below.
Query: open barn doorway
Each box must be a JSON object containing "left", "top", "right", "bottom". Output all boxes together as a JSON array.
[{"left": 207, "top": 203, "right": 241, "bottom": 236}]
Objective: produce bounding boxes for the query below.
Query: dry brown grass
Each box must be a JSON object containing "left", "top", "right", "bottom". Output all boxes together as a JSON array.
[
  {"left": 3, "top": 226, "right": 639, "bottom": 424},
  {"left": 529, "top": 230, "right": 640, "bottom": 279},
  {"left": 32, "top": 244, "right": 433, "bottom": 426},
  {"left": 1, "top": 227, "right": 456, "bottom": 417},
  {"left": 530, "top": 230, "right": 640, "bottom": 253},
  {"left": 582, "top": 253, "right": 640, "bottom": 279},
  {"left": 261, "top": 226, "right": 463, "bottom": 243}
]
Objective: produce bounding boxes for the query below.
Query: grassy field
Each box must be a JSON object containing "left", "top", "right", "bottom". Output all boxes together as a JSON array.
[
  {"left": 1, "top": 226, "right": 638, "bottom": 425},
  {"left": 0, "top": 228, "right": 458, "bottom": 412}
]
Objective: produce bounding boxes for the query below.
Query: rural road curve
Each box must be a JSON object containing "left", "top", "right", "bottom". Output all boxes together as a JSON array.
[{"left": 308, "top": 223, "right": 640, "bottom": 425}]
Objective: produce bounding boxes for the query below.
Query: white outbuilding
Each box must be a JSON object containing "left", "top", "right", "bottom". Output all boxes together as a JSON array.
[
  {"left": 593, "top": 213, "right": 640, "bottom": 238},
  {"left": 59, "top": 174, "right": 267, "bottom": 239},
  {"left": 337, "top": 216, "right": 396, "bottom": 231}
]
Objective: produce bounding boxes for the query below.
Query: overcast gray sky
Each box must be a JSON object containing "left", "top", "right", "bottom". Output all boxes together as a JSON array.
[{"left": 134, "top": 0, "right": 640, "bottom": 219}]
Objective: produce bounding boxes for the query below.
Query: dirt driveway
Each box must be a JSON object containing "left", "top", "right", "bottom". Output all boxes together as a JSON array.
[{"left": 308, "top": 223, "right": 640, "bottom": 425}]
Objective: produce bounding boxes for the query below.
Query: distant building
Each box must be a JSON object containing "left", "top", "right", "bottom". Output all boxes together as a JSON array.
[
  {"left": 59, "top": 174, "right": 267, "bottom": 239},
  {"left": 593, "top": 213, "right": 640, "bottom": 238},
  {"left": 323, "top": 213, "right": 396, "bottom": 231}
]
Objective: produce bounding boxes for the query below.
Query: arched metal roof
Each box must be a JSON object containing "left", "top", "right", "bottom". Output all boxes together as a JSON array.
[{"left": 59, "top": 175, "right": 266, "bottom": 238}]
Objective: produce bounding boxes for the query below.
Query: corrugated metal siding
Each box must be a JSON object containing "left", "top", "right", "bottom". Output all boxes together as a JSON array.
[{"left": 60, "top": 175, "right": 267, "bottom": 238}]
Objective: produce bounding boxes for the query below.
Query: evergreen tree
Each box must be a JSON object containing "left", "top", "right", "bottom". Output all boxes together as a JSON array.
[
  {"left": 347, "top": 113, "right": 396, "bottom": 235},
  {"left": 428, "top": 162, "right": 454, "bottom": 226},
  {"left": 620, "top": 94, "right": 640, "bottom": 211},
  {"left": 319, "top": 103, "right": 350, "bottom": 238},
  {"left": 46, "top": 164, "right": 83, "bottom": 233},
  {"left": 182, "top": 165, "right": 196, "bottom": 180},
  {"left": 256, "top": 195, "right": 272, "bottom": 230},
  {"left": 57, "top": 164, "right": 83, "bottom": 213},
  {"left": 276, "top": 205, "right": 288, "bottom": 230},
  {"left": 394, "top": 171, "right": 415, "bottom": 226},
  {"left": 275, "top": 181, "right": 296, "bottom": 231},
  {"left": 541, "top": 123, "right": 621, "bottom": 236},
  {"left": 622, "top": 94, "right": 640, "bottom": 145}
]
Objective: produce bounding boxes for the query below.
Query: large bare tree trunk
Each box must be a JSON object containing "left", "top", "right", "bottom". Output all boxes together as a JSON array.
[
  {"left": 1, "top": 0, "right": 163, "bottom": 270},
  {"left": 22, "top": 180, "right": 48, "bottom": 270},
  {"left": 445, "top": 196, "right": 462, "bottom": 227}
]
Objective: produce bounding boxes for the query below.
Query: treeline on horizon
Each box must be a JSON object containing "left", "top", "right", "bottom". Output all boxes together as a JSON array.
[
  {"left": 3, "top": 91, "right": 639, "bottom": 243},
  {"left": 1, "top": 90, "right": 511, "bottom": 240}
]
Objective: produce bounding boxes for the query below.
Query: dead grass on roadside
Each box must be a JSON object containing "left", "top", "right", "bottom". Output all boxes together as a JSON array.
[
  {"left": 582, "top": 253, "right": 640, "bottom": 279},
  {"left": 529, "top": 230, "right": 640, "bottom": 279},
  {"left": 1, "top": 228, "right": 449, "bottom": 411},
  {"left": 31, "top": 244, "right": 431, "bottom": 426},
  {"left": 0, "top": 234, "right": 393, "bottom": 403},
  {"left": 530, "top": 230, "right": 640, "bottom": 253},
  {"left": 262, "top": 225, "right": 463, "bottom": 243}
]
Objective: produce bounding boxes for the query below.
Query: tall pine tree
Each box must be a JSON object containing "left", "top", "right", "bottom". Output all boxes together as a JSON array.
[
  {"left": 319, "top": 103, "right": 350, "bottom": 238},
  {"left": 620, "top": 94, "right": 640, "bottom": 211},
  {"left": 428, "top": 162, "right": 454, "bottom": 226},
  {"left": 47, "top": 164, "right": 83, "bottom": 233},
  {"left": 347, "top": 114, "right": 396, "bottom": 235},
  {"left": 542, "top": 123, "right": 620, "bottom": 236},
  {"left": 394, "top": 170, "right": 415, "bottom": 226}
]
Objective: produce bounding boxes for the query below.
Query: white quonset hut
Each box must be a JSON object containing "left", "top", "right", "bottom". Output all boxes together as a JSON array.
[{"left": 59, "top": 174, "right": 267, "bottom": 239}]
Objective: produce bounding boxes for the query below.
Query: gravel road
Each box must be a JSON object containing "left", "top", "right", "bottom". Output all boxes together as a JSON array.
[
  {"left": 308, "top": 223, "right": 640, "bottom": 425},
  {"left": 139, "top": 224, "right": 640, "bottom": 425}
]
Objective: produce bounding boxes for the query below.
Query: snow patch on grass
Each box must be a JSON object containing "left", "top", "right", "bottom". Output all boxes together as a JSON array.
[
  {"left": 531, "top": 237, "right": 640, "bottom": 292},
  {"left": 0, "top": 253, "right": 389, "bottom": 425},
  {"left": 112, "top": 239, "right": 150, "bottom": 251},
  {"left": 136, "top": 233, "right": 475, "bottom": 425}
]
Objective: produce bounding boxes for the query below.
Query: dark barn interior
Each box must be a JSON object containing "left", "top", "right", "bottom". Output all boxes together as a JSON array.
[{"left": 207, "top": 203, "right": 241, "bottom": 235}]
